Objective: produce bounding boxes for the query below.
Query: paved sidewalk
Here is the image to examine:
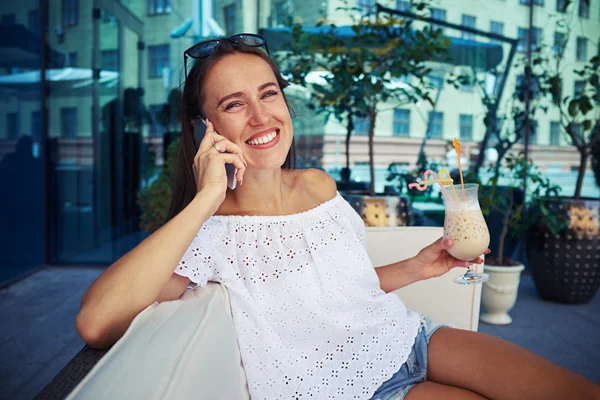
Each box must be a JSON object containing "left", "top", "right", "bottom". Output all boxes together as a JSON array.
[{"left": 0, "top": 267, "right": 598, "bottom": 400}]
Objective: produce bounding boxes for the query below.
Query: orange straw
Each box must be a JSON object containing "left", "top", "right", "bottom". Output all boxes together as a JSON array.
[{"left": 452, "top": 138, "right": 467, "bottom": 200}]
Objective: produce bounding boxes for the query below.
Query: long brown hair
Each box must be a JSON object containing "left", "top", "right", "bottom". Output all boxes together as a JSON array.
[{"left": 166, "top": 39, "right": 296, "bottom": 223}]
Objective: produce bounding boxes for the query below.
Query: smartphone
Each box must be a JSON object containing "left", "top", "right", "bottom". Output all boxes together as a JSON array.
[{"left": 193, "top": 118, "right": 237, "bottom": 190}]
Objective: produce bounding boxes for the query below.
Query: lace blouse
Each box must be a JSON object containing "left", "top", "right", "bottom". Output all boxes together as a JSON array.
[{"left": 175, "top": 193, "right": 421, "bottom": 399}]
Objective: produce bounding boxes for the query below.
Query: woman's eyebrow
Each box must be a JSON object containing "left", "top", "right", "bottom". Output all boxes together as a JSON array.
[{"left": 217, "top": 82, "right": 278, "bottom": 108}]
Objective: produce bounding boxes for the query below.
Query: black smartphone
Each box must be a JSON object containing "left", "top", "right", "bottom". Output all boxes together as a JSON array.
[{"left": 193, "top": 118, "right": 237, "bottom": 190}]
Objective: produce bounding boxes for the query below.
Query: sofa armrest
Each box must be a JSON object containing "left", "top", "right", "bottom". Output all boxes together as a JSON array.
[{"left": 365, "top": 227, "right": 482, "bottom": 331}]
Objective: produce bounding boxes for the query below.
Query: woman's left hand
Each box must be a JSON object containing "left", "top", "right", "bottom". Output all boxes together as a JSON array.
[{"left": 413, "top": 238, "right": 491, "bottom": 280}]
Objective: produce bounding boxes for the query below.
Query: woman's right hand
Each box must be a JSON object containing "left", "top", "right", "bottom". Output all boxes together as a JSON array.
[{"left": 192, "top": 119, "right": 247, "bottom": 207}]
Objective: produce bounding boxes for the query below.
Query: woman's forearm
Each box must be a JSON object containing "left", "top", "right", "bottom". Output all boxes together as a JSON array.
[
  {"left": 375, "top": 257, "right": 425, "bottom": 293},
  {"left": 77, "top": 192, "right": 217, "bottom": 347}
]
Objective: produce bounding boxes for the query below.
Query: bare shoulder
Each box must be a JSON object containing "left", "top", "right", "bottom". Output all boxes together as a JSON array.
[{"left": 295, "top": 168, "right": 338, "bottom": 203}]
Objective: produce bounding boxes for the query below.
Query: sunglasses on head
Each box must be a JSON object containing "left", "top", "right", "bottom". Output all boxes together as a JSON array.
[{"left": 183, "top": 33, "right": 270, "bottom": 78}]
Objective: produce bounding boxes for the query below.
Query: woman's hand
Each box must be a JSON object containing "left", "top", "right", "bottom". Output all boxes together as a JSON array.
[
  {"left": 413, "top": 238, "right": 491, "bottom": 281},
  {"left": 192, "top": 119, "right": 247, "bottom": 206}
]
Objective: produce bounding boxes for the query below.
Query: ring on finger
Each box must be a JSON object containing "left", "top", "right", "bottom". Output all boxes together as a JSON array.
[{"left": 211, "top": 142, "right": 222, "bottom": 153}]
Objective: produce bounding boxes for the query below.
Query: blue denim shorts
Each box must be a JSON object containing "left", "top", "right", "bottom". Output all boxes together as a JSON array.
[{"left": 370, "top": 315, "right": 449, "bottom": 400}]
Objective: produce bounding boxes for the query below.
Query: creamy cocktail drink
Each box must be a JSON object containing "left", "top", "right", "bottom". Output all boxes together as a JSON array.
[
  {"left": 442, "top": 183, "right": 490, "bottom": 284},
  {"left": 444, "top": 207, "right": 490, "bottom": 261}
]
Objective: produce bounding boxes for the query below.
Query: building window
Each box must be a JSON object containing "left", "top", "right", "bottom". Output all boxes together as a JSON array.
[
  {"left": 149, "top": 105, "right": 166, "bottom": 137},
  {"left": 517, "top": 27, "right": 542, "bottom": 51},
  {"left": 430, "top": 8, "right": 446, "bottom": 31},
  {"left": 550, "top": 122, "right": 560, "bottom": 145},
  {"left": 224, "top": 4, "right": 236, "bottom": 35},
  {"left": 28, "top": 9, "right": 40, "bottom": 35},
  {"left": 68, "top": 52, "right": 77, "bottom": 67},
  {"left": 148, "top": 44, "right": 169, "bottom": 79},
  {"left": 520, "top": 0, "right": 543, "bottom": 5},
  {"left": 393, "top": 109, "right": 410, "bottom": 136},
  {"left": 553, "top": 32, "right": 566, "bottom": 56},
  {"left": 60, "top": 108, "right": 77, "bottom": 138},
  {"left": 490, "top": 21, "right": 503, "bottom": 43},
  {"left": 428, "top": 112, "right": 444, "bottom": 138},
  {"left": 354, "top": 116, "right": 371, "bottom": 136},
  {"left": 273, "top": 1, "right": 289, "bottom": 27},
  {"left": 574, "top": 80, "right": 585, "bottom": 97},
  {"left": 459, "top": 114, "right": 473, "bottom": 141},
  {"left": 396, "top": 0, "right": 411, "bottom": 11},
  {"left": 576, "top": 37, "right": 587, "bottom": 61},
  {"left": 31, "top": 111, "right": 42, "bottom": 140},
  {"left": 7, "top": 113, "right": 19, "bottom": 140},
  {"left": 461, "top": 15, "right": 476, "bottom": 40},
  {"left": 102, "top": 50, "right": 119, "bottom": 72},
  {"left": 1, "top": 14, "right": 16, "bottom": 24},
  {"left": 148, "top": 0, "right": 171, "bottom": 16},
  {"left": 357, "top": 0, "right": 376, "bottom": 15},
  {"left": 556, "top": 0, "right": 567, "bottom": 12},
  {"left": 63, "top": 0, "right": 78, "bottom": 27},
  {"left": 578, "top": 0, "right": 589, "bottom": 17}
]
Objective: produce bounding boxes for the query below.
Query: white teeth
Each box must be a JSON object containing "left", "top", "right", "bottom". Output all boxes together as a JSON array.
[{"left": 247, "top": 131, "right": 278, "bottom": 146}]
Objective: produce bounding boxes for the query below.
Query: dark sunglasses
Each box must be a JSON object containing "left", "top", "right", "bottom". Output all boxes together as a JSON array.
[{"left": 183, "top": 33, "right": 270, "bottom": 78}]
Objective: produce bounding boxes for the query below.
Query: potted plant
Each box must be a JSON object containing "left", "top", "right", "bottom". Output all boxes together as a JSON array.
[
  {"left": 525, "top": 39, "right": 600, "bottom": 303},
  {"left": 479, "top": 153, "right": 561, "bottom": 324}
]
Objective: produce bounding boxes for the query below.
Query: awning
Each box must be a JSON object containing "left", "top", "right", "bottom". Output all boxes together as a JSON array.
[
  {"left": 260, "top": 26, "right": 504, "bottom": 72},
  {"left": 0, "top": 68, "right": 119, "bottom": 89},
  {"left": 0, "top": 23, "right": 65, "bottom": 69}
]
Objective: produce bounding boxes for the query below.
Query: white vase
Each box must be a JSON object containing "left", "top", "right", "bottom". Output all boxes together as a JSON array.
[{"left": 480, "top": 263, "right": 525, "bottom": 325}]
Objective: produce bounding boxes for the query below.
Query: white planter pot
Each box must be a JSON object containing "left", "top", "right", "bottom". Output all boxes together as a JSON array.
[{"left": 480, "top": 263, "right": 525, "bottom": 325}]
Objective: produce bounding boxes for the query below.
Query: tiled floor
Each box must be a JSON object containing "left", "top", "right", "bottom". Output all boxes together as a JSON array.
[{"left": 0, "top": 267, "right": 598, "bottom": 400}]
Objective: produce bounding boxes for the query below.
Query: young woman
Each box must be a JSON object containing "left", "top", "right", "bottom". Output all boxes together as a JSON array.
[{"left": 76, "top": 35, "right": 600, "bottom": 400}]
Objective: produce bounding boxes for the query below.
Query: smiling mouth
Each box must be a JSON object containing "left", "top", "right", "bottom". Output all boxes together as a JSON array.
[{"left": 246, "top": 129, "right": 280, "bottom": 146}]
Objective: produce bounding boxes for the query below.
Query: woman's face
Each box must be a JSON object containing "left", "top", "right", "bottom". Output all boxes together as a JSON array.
[{"left": 202, "top": 53, "right": 293, "bottom": 170}]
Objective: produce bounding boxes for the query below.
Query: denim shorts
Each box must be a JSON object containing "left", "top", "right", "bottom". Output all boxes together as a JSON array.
[{"left": 370, "top": 315, "right": 449, "bottom": 400}]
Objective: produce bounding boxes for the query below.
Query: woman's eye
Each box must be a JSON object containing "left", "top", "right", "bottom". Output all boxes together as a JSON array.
[
  {"left": 225, "top": 101, "right": 242, "bottom": 110},
  {"left": 262, "top": 90, "right": 279, "bottom": 99}
]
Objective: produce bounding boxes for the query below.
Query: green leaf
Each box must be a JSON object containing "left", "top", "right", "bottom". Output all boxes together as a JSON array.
[{"left": 568, "top": 100, "right": 579, "bottom": 117}]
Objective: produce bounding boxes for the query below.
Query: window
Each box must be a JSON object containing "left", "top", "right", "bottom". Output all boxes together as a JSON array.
[
  {"left": 520, "top": 0, "right": 543, "bottom": 5},
  {"left": 60, "top": 108, "right": 77, "bottom": 138},
  {"left": 576, "top": 37, "right": 587, "bottom": 61},
  {"left": 430, "top": 8, "right": 446, "bottom": 31},
  {"left": 1, "top": 14, "right": 16, "bottom": 24},
  {"left": 148, "top": 44, "right": 170, "bottom": 78},
  {"left": 31, "top": 111, "right": 42, "bottom": 140},
  {"left": 459, "top": 114, "right": 473, "bottom": 141},
  {"left": 148, "top": 0, "right": 171, "bottom": 15},
  {"left": 7, "top": 113, "right": 19, "bottom": 140},
  {"left": 28, "top": 9, "right": 40, "bottom": 35},
  {"left": 490, "top": 21, "right": 504, "bottom": 43},
  {"left": 224, "top": 4, "right": 236, "bottom": 34},
  {"left": 578, "top": 0, "right": 589, "bottom": 17},
  {"left": 63, "top": 0, "right": 78, "bottom": 27},
  {"left": 102, "top": 50, "right": 119, "bottom": 72},
  {"left": 461, "top": 15, "right": 476, "bottom": 40},
  {"left": 550, "top": 122, "right": 560, "bottom": 145},
  {"left": 574, "top": 80, "right": 585, "bottom": 97},
  {"left": 357, "top": 0, "right": 376, "bottom": 15},
  {"left": 556, "top": 0, "right": 567, "bottom": 12},
  {"left": 553, "top": 32, "right": 566, "bottom": 56},
  {"left": 354, "top": 116, "right": 370, "bottom": 136},
  {"left": 149, "top": 105, "right": 166, "bottom": 137},
  {"left": 68, "top": 52, "right": 77, "bottom": 67},
  {"left": 393, "top": 109, "right": 410, "bottom": 136},
  {"left": 517, "top": 27, "right": 542, "bottom": 51},
  {"left": 273, "top": 1, "right": 289, "bottom": 27},
  {"left": 396, "top": 0, "right": 411, "bottom": 11},
  {"left": 428, "top": 112, "right": 444, "bottom": 138}
]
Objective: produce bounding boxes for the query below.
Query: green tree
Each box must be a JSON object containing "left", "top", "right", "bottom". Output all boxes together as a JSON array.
[{"left": 279, "top": 1, "right": 451, "bottom": 194}]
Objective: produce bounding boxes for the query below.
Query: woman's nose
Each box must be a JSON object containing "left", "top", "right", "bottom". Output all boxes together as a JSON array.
[{"left": 248, "top": 102, "right": 270, "bottom": 126}]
